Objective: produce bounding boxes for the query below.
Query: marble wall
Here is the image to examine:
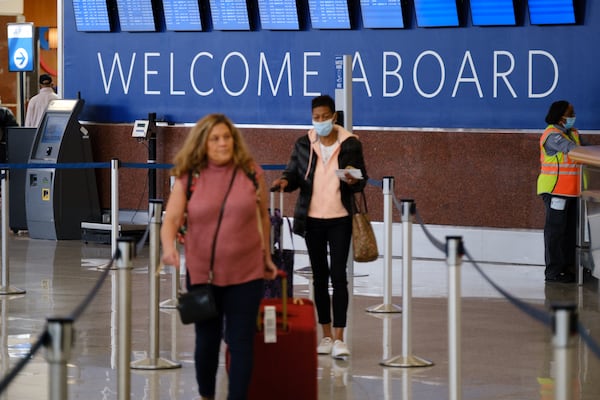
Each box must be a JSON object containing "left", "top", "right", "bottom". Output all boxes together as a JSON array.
[{"left": 86, "top": 123, "right": 600, "bottom": 230}]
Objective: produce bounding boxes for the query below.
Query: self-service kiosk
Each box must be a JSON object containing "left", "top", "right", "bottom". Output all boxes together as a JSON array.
[{"left": 25, "top": 99, "right": 101, "bottom": 240}]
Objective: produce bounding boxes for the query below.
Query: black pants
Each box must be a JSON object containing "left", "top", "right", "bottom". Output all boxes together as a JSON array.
[
  {"left": 542, "top": 194, "right": 578, "bottom": 279},
  {"left": 305, "top": 216, "right": 352, "bottom": 328}
]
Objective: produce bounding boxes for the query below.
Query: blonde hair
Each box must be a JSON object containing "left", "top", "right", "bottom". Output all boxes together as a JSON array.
[{"left": 171, "top": 113, "right": 255, "bottom": 177}]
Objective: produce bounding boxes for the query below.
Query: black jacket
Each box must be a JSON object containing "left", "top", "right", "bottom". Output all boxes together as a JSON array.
[{"left": 282, "top": 128, "right": 368, "bottom": 237}]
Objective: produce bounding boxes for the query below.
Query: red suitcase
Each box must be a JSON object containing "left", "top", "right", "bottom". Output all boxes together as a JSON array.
[{"left": 228, "top": 272, "right": 317, "bottom": 400}]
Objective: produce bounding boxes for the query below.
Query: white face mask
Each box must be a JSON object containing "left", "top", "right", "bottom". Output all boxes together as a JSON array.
[{"left": 313, "top": 119, "right": 333, "bottom": 137}]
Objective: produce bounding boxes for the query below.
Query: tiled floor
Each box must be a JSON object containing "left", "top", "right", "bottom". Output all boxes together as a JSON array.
[{"left": 0, "top": 232, "right": 599, "bottom": 399}]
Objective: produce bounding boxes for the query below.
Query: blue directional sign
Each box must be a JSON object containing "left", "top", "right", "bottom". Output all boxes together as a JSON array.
[{"left": 7, "top": 23, "right": 34, "bottom": 72}]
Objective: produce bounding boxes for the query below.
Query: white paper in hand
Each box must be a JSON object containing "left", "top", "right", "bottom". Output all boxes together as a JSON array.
[{"left": 335, "top": 169, "right": 363, "bottom": 182}]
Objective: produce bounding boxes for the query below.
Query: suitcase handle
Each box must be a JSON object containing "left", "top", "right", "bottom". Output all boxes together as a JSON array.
[{"left": 258, "top": 270, "right": 288, "bottom": 332}]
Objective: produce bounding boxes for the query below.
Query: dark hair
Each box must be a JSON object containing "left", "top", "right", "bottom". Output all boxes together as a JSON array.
[
  {"left": 39, "top": 74, "right": 53, "bottom": 85},
  {"left": 311, "top": 95, "right": 335, "bottom": 113},
  {"left": 545, "top": 100, "right": 570, "bottom": 125}
]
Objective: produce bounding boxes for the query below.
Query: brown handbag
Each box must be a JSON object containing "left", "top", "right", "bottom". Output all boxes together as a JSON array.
[{"left": 352, "top": 191, "right": 379, "bottom": 262}]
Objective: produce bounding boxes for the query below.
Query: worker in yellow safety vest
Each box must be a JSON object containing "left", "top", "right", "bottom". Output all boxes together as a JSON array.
[{"left": 537, "top": 100, "right": 581, "bottom": 283}]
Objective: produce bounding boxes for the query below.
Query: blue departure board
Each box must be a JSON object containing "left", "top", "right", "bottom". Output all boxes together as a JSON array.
[
  {"left": 209, "top": 0, "right": 250, "bottom": 30},
  {"left": 470, "top": 0, "right": 515, "bottom": 26},
  {"left": 116, "top": 0, "right": 157, "bottom": 31},
  {"left": 258, "top": 0, "right": 299, "bottom": 30},
  {"left": 308, "top": 0, "right": 351, "bottom": 29},
  {"left": 528, "top": 0, "right": 575, "bottom": 25},
  {"left": 360, "top": 0, "right": 404, "bottom": 28},
  {"left": 72, "top": 0, "right": 111, "bottom": 32},
  {"left": 414, "top": 0, "right": 459, "bottom": 27},
  {"left": 163, "top": 0, "right": 203, "bottom": 31}
]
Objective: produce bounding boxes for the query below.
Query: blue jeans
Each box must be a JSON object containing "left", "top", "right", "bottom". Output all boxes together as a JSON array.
[
  {"left": 305, "top": 216, "right": 352, "bottom": 328},
  {"left": 188, "top": 277, "right": 263, "bottom": 400}
]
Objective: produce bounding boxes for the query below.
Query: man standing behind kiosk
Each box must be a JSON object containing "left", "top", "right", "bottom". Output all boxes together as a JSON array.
[
  {"left": 537, "top": 100, "right": 581, "bottom": 284},
  {"left": 25, "top": 74, "right": 59, "bottom": 128}
]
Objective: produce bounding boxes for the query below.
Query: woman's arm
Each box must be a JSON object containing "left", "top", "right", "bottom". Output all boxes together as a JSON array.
[
  {"left": 160, "top": 178, "right": 187, "bottom": 268},
  {"left": 257, "top": 173, "right": 278, "bottom": 280}
]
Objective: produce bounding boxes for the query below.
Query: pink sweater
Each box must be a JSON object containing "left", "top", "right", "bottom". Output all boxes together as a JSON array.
[{"left": 183, "top": 162, "right": 264, "bottom": 286}]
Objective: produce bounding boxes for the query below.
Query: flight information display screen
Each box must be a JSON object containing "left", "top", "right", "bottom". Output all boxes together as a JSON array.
[
  {"left": 258, "top": 0, "right": 299, "bottom": 30},
  {"left": 116, "top": 0, "right": 157, "bottom": 31},
  {"left": 360, "top": 0, "right": 404, "bottom": 28},
  {"left": 528, "top": 0, "right": 575, "bottom": 25},
  {"left": 470, "top": 0, "right": 516, "bottom": 26},
  {"left": 308, "top": 0, "right": 351, "bottom": 29},
  {"left": 414, "top": 0, "right": 459, "bottom": 27},
  {"left": 163, "top": 0, "right": 203, "bottom": 31},
  {"left": 72, "top": 0, "right": 111, "bottom": 32},
  {"left": 209, "top": 0, "right": 250, "bottom": 30}
]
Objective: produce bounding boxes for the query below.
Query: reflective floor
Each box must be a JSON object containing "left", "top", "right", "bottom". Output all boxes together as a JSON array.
[{"left": 0, "top": 232, "right": 599, "bottom": 399}]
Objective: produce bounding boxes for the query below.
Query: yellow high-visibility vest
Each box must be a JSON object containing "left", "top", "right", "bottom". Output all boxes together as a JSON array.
[{"left": 537, "top": 125, "right": 581, "bottom": 196}]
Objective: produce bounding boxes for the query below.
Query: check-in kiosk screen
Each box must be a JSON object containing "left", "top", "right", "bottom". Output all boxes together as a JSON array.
[
  {"left": 41, "top": 114, "right": 70, "bottom": 144},
  {"left": 32, "top": 113, "right": 71, "bottom": 160}
]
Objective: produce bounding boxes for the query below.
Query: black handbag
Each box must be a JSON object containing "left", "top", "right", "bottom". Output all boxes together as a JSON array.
[
  {"left": 177, "top": 284, "right": 218, "bottom": 324},
  {"left": 176, "top": 168, "right": 238, "bottom": 325}
]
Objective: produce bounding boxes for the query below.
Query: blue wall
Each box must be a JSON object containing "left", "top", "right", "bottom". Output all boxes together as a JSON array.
[{"left": 63, "top": 1, "right": 598, "bottom": 129}]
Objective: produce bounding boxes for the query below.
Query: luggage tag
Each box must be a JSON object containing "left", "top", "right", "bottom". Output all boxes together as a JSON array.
[{"left": 263, "top": 305, "right": 277, "bottom": 343}]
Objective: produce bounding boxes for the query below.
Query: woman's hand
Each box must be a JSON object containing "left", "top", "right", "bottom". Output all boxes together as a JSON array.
[
  {"left": 270, "top": 178, "right": 288, "bottom": 192},
  {"left": 161, "top": 248, "right": 180, "bottom": 270},
  {"left": 264, "top": 258, "right": 278, "bottom": 280}
]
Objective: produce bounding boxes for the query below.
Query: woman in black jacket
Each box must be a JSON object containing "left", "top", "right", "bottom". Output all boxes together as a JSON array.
[{"left": 272, "top": 95, "right": 368, "bottom": 358}]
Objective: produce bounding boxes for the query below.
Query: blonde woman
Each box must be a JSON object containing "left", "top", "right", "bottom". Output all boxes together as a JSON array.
[{"left": 161, "top": 113, "right": 276, "bottom": 400}]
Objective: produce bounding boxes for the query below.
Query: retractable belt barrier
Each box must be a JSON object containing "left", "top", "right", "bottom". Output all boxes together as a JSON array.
[{"left": 0, "top": 163, "right": 598, "bottom": 400}]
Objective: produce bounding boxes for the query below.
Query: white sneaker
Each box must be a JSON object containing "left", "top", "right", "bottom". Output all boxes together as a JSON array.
[
  {"left": 317, "top": 337, "right": 333, "bottom": 354},
  {"left": 331, "top": 340, "right": 350, "bottom": 358}
]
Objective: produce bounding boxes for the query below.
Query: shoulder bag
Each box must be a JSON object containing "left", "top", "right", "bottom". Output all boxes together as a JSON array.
[{"left": 352, "top": 191, "right": 379, "bottom": 263}]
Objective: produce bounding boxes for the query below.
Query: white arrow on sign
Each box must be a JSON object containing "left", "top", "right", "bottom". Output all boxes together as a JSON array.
[{"left": 13, "top": 48, "right": 29, "bottom": 69}]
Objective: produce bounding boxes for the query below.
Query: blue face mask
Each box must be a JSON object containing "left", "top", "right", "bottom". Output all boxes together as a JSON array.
[
  {"left": 564, "top": 117, "right": 576, "bottom": 129},
  {"left": 313, "top": 119, "right": 334, "bottom": 137}
]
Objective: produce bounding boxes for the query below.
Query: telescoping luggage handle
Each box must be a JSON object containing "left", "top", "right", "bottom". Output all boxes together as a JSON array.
[
  {"left": 269, "top": 190, "right": 283, "bottom": 253},
  {"left": 258, "top": 270, "right": 288, "bottom": 332}
]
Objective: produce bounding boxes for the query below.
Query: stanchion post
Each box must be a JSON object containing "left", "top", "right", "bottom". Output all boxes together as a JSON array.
[
  {"left": 116, "top": 237, "right": 134, "bottom": 400},
  {"left": 447, "top": 236, "right": 464, "bottom": 400},
  {"left": 0, "top": 170, "right": 25, "bottom": 295},
  {"left": 111, "top": 159, "right": 120, "bottom": 259},
  {"left": 381, "top": 200, "right": 432, "bottom": 367},
  {"left": 552, "top": 304, "right": 577, "bottom": 400},
  {"left": 45, "top": 317, "right": 74, "bottom": 400},
  {"left": 367, "top": 176, "right": 401, "bottom": 313},
  {"left": 576, "top": 164, "right": 585, "bottom": 286},
  {"left": 131, "top": 200, "right": 180, "bottom": 370}
]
